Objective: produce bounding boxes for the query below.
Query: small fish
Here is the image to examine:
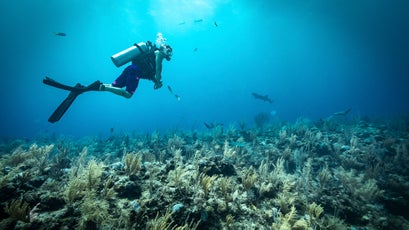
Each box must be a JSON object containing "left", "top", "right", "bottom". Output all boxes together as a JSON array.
[
  {"left": 326, "top": 108, "right": 352, "bottom": 121},
  {"left": 204, "top": 122, "right": 223, "bottom": 129},
  {"left": 194, "top": 19, "right": 203, "bottom": 23},
  {"left": 194, "top": 48, "right": 198, "bottom": 52},
  {"left": 54, "top": 32, "right": 66, "bottom": 36},
  {"left": 252, "top": 92, "right": 273, "bottom": 103},
  {"left": 178, "top": 21, "right": 186, "bottom": 25},
  {"left": 204, "top": 122, "right": 212, "bottom": 129},
  {"left": 214, "top": 21, "right": 218, "bottom": 27},
  {"left": 168, "top": 85, "right": 181, "bottom": 101},
  {"left": 333, "top": 108, "right": 351, "bottom": 116}
]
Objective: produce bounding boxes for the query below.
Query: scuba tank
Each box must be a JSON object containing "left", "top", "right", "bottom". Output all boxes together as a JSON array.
[{"left": 111, "top": 42, "right": 149, "bottom": 67}]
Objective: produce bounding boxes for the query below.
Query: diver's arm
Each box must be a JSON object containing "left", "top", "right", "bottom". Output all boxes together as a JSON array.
[{"left": 154, "top": 50, "right": 165, "bottom": 87}]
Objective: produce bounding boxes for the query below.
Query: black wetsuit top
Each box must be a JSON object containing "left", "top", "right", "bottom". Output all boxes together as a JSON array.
[{"left": 131, "top": 44, "right": 157, "bottom": 81}]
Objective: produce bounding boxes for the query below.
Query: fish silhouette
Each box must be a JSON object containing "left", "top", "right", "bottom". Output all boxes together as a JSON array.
[
  {"left": 54, "top": 32, "right": 66, "bottom": 36},
  {"left": 252, "top": 93, "right": 273, "bottom": 103}
]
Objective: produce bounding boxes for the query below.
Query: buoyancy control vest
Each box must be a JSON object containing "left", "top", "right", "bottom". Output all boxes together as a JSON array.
[{"left": 111, "top": 41, "right": 157, "bottom": 80}]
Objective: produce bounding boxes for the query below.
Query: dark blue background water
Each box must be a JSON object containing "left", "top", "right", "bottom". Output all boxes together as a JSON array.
[{"left": 1, "top": 0, "right": 408, "bottom": 138}]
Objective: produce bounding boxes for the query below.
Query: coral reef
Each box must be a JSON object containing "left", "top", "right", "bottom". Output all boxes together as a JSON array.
[{"left": 0, "top": 116, "right": 409, "bottom": 229}]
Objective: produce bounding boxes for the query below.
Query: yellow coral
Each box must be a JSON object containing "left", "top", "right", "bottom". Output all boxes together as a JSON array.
[
  {"left": 292, "top": 219, "right": 308, "bottom": 230},
  {"left": 242, "top": 168, "right": 257, "bottom": 190},
  {"left": 199, "top": 173, "right": 218, "bottom": 197},
  {"left": 168, "top": 165, "right": 190, "bottom": 190},
  {"left": 4, "top": 198, "right": 30, "bottom": 222},
  {"left": 308, "top": 202, "right": 324, "bottom": 220},
  {"left": 218, "top": 177, "right": 233, "bottom": 202},
  {"left": 78, "top": 193, "right": 110, "bottom": 229},
  {"left": 64, "top": 160, "right": 104, "bottom": 204},
  {"left": 87, "top": 160, "right": 104, "bottom": 190},
  {"left": 225, "top": 214, "right": 235, "bottom": 229},
  {"left": 123, "top": 152, "right": 141, "bottom": 176},
  {"left": 223, "top": 140, "right": 237, "bottom": 160},
  {"left": 271, "top": 206, "right": 297, "bottom": 230},
  {"left": 65, "top": 169, "right": 87, "bottom": 204},
  {"left": 146, "top": 211, "right": 174, "bottom": 230}
]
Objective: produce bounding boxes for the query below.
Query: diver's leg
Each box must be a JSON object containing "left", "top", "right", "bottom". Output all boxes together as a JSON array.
[
  {"left": 100, "top": 84, "right": 132, "bottom": 98},
  {"left": 111, "top": 65, "right": 130, "bottom": 88},
  {"left": 99, "top": 65, "right": 136, "bottom": 98},
  {"left": 125, "top": 65, "right": 141, "bottom": 95}
]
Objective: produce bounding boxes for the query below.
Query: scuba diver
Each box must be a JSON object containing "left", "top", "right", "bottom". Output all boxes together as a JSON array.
[
  {"left": 101, "top": 32, "right": 172, "bottom": 98},
  {"left": 43, "top": 32, "right": 173, "bottom": 123}
]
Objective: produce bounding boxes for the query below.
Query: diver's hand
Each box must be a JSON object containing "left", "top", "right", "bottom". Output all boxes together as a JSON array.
[{"left": 154, "top": 81, "right": 163, "bottom": 90}]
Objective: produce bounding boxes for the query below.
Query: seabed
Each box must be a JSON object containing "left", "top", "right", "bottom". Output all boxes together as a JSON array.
[{"left": 0, "top": 116, "right": 408, "bottom": 229}]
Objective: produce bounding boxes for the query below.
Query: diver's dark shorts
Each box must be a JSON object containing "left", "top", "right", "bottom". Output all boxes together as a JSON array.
[{"left": 112, "top": 64, "right": 142, "bottom": 94}]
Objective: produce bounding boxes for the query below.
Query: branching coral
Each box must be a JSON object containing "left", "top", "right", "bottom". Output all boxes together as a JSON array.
[
  {"left": 63, "top": 157, "right": 113, "bottom": 227},
  {"left": 242, "top": 168, "right": 257, "bottom": 190},
  {"left": 65, "top": 173, "right": 87, "bottom": 204},
  {"left": 4, "top": 198, "right": 30, "bottom": 222},
  {"left": 3, "top": 143, "right": 54, "bottom": 172},
  {"left": 335, "top": 167, "right": 383, "bottom": 202},
  {"left": 5, "top": 146, "right": 30, "bottom": 167},
  {"left": 224, "top": 214, "right": 235, "bottom": 229},
  {"left": 279, "top": 129, "right": 287, "bottom": 142},
  {"left": 296, "top": 158, "right": 313, "bottom": 201},
  {"left": 254, "top": 112, "right": 270, "bottom": 129},
  {"left": 168, "top": 165, "right": 190, "bottom": 191},
  {"left": 354, "top": 178, "right": 383, "bottom": 202},
  {"left": 306, "top": 202, "right": 324, "bottom": 228},
  {"left": 258, "top": 159, "right": 270, "bottom": 181},
  {"left": 271, "top": 203, "right": 325, "bottom": 230},
  {"left": 318, "top": 165, "right": 332, "bottom": 191},
  {"left": 64, "top": 159, "right": 104, "bottom": 204},
  {"left": 146, "top": 210, "right": 174, "bottom": 230},
  {"left": 123, "top": 152, "right": 142, "bottom": 176},
  {"left": 223, "top": 141, "right": 237, "bottom": 161},
  {"left": 218, "top": 177, "right": 233, "bottom": 202},
  {"left": 1, "top": 115, "right": 407, "bottom": 229},
  {"left": 308, "top": 202, "right": 324, "bottom": 220},
  {"left": 146, "top": 210, "right": 200, "bottom": 230},
  {"left": 270, "top": 157, "right": 287, "bottom": 188},
  {"left": 199, "top": 173, "right": 218, "bottom": 197},
  {"left": 167, "top": 134, "right": 185, "bottom": 150},
  {"left": 273, "top": 177, "right": 298, "bottom": 214},
  {"left": 101, "top": 175, "right": 116, "bottom": 200},
  {"left": 171, "top": 147, "right": 183, "bottom": 166},
  {"left": 78, "top": 193, "right": 110, "bottom": 229},
  {"left": 323, "top": 215, "right": 347, "bottom": 230},
  {"left": 274, "top": 192, "right": 295, "bottom": 214},
  {"left": 29, "top": 143, "right": 54, "bottom": 173},
  {"left": 271, "top": 205, "right": 297, "bottom": 230},
  {"left": 87, "top": 160, "right": 104, "bottom": 190}
]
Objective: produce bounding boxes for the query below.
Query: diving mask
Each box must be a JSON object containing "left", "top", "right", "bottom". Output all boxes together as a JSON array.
[{"left": 161, "top": 45, "right": 173, "bottom": 61}]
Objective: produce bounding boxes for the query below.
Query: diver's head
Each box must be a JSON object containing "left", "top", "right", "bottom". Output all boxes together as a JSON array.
[
  {"left": 161, "top": 44, "right": 173, "bottom": 61},
  {"left": 155, "top": 32, "right": 172, "bottom": 60},
  {"left": 155, "top": 32, "right": 166, "bottom": 48}
]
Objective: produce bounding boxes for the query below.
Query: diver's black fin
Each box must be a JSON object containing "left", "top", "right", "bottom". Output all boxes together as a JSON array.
[
  {"left": 43, "top": 77, "right": 81, "bottom": 91},
  {"left": 43, "top": 77, "right": 101, "bottom": 93},
  {"left": 44, "top": 77, "right": 102, "bottom": 123},
  {"left": 48, "top": 84, "right": 82, "bottom": 123},
  {"left": 84, "top": 80, "right": 102, "bottom": 92}
]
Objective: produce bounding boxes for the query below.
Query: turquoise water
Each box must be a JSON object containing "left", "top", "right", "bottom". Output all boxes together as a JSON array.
[{"left": 1, "top": 0, "right": 408, "bottom": 138}]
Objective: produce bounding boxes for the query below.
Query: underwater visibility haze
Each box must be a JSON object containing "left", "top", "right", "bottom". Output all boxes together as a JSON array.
[
  {"left": 0, "top": 0, "right": 408, "bottom": 137},
  {"left": 1, "top": 0, "right": 409, "bottom": 229}
]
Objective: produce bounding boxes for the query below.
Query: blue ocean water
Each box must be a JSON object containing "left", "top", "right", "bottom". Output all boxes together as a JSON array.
[{"left": 0, "top": 0, "right": 408, "bottom": 138}]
